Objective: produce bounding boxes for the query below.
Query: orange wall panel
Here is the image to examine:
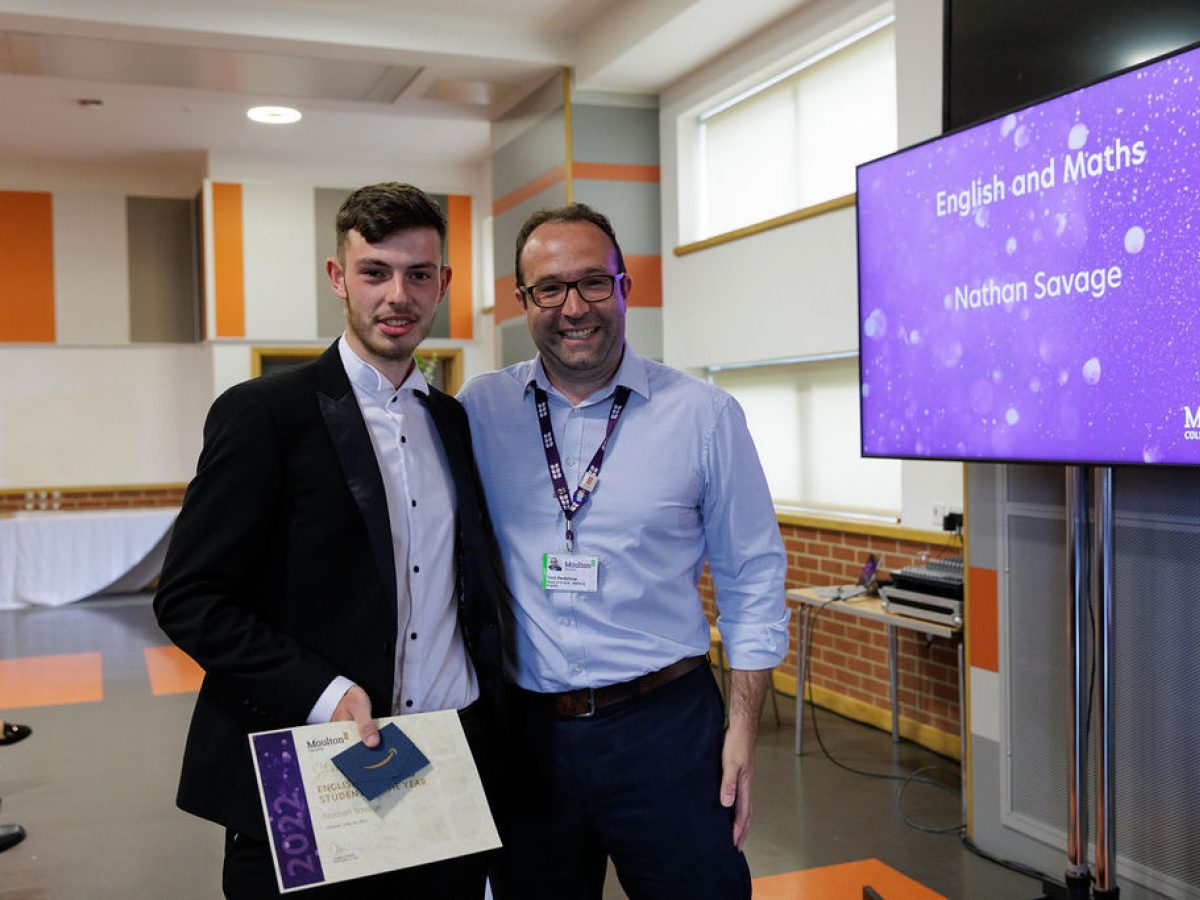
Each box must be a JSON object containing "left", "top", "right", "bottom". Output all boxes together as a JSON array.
[
  {"left": 446, "top": 194, "right": 473, "bottom": 340},
  {"left": 211, "top": 182, "right": 245, "bottom": 338},
  {"left": 968, "top": 566, "right": 999, "bottom": 672},
  {"left": 573, "top": 162, "right": 660, "bottom": 183},
  {"left": 0, "top": 191, "right": 56, "bottom": 342},
  {"left": 493, "top": 273, "right": 522, "bottom": 323},
  {"left": 624, "top": 254, "right": 662, "bottom": 308}
]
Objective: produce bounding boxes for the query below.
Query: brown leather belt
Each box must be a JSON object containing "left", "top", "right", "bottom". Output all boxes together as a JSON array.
[{"left": 525, "top": 655, "right": 707, "bottom": 718}]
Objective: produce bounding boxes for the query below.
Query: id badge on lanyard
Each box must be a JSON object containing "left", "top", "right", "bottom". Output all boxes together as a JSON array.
[
  {"left": 540, "top": 553, "right": 600, "bottom": 591},
  {"left": 534, "top": 384, "right": 630, "bottom": 592}
]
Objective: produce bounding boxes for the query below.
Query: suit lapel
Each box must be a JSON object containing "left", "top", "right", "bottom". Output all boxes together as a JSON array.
[
  {"left": 315, "top": 343, "right": 398, "bottom": 611},
  {"left": 422, "top": 389, "right": 476, "bottom": 524}
]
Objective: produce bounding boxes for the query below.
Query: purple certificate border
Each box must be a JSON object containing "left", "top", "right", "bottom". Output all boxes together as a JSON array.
[{"left": 251, "top": 731, "right": 326, "bottom": 891}]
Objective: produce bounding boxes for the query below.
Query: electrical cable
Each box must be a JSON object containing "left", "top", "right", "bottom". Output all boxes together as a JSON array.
[
  {"left": 960, "top": 833, "right": 1054, "bottom": 883},
  {"left": 897, "top": 764, "right": 963, "bottom": 834},
  {"left": 802, "top": 600, "right": 957, "bottom": 792},
  {"left": 800, "top": 596, "right": 1054, "bottom": 884}
]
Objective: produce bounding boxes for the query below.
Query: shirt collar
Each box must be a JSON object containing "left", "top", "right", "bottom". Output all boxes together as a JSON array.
[
  {"left": 523, "top": 343, "right": 650, "bottom": 405},
  {"left": 338, "top": 334, "right": 430, "bottom": 397}
]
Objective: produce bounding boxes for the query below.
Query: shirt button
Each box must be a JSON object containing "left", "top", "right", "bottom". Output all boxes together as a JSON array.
[
  {"left": 565, "top": 457, "right": 576, "bottom": 467},
  {"left": 413, "top": 565, "right": 420, "bottom": 573},
  {"left": 400, "top": 435, "right": 407, "bottom": 443},
  {"left": 410, "top": 632, "right": 418, "bottom": 640},
  {"left": 559, "top": 617, "right": 570, "bottom": 627},
  {"left": 571, "top": 665, "right": 581, "bottom": 674},
  {"left": 405, "top": 699, "right": 413, "bottom": 708},
  {"left": 411, "top": 499, "right": 417, "bottom": 508}
]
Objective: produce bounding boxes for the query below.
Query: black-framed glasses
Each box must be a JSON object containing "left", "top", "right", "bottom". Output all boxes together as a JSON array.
[{"left": 519, "top": 273, "right": 624, "bottom": 308}]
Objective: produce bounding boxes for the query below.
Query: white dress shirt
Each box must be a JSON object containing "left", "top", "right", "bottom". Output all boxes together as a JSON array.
[
  {"left": 308, "top": 338, "right": 477, "bottom": 721},
  {"left": 459, "top": 346, "right": 789, "bottom": 692}
]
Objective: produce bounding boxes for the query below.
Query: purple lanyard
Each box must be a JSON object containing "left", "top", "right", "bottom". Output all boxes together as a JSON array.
[{"left": 534, "top": 384, "right": 631, "bottom": 551}]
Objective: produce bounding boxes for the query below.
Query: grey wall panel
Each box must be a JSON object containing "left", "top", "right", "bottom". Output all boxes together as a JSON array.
[
  {"left": 1112, "top": 465, "right": 1200, "bottom": 517},
  {"left": 314, "top": 187, "right": 351, "bottom": 339},
  {"left": 625, "top": 308, "right": 662, "bottom": 363},
  {"left": 965, "top": 463, "right": 1000, "bottom": 570},
  {"left": 429, "top": 289, "right": 450, "bottom": 339},
  {"left": 127, "top": 196, "right": 199, "bottom": 343},
  {"left": 1007, "top": 465, "right": 1065, "bottom": 506},
  {"left": 492, "top": 182, "right": 569, "bottom": 282},
  {"left": 969, "top": 736, "right": 1070, "bottom": 891},
  {"left": 570, "top": 179, "right": 661, "bottom": 258},
  {"left": 1106, "top": 518, "right": 1200, "bottom": 891},
  {"left": 1006, "top": 511, "right": 1070, "bottom": 832},
  {"left": 571, "top": 104, "right": 659, "bottom": 165},
  {"left": 499, "top": 317, "right": 537, "bottom": 368},
  {"left": 492, "top": 110, "right": 566, "bottom": 200}
]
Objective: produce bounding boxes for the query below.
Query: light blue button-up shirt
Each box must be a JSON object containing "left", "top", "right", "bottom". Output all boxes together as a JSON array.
[{"left": 459, "top": 346, "right": 789, "bottom": 692}]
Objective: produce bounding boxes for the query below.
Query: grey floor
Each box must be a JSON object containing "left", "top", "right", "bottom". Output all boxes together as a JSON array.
[{"left": 0, "top": 594, "right": 1037, "bottom": 899}]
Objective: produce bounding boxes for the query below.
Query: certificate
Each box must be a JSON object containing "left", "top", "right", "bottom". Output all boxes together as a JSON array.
[{"left": 248, "top": 710, "right": 500, "bottom": 893}]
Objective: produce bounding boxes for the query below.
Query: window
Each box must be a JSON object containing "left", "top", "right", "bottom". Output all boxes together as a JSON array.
[
  {"left": 711, "top": 357, "right": 901, "bottom": 519},
  {"left": 694, "top": 18, "right": 897, "bottom": 239}
]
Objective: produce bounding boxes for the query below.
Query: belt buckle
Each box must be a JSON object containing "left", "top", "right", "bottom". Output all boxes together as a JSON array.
[{"left": 572, "top": 687, "right": 597, "bottom": 718}]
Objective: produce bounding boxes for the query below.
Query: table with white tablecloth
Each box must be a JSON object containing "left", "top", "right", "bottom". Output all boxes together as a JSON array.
[{"left": 0, "top": 507, "right": 179, "bottom": 610}]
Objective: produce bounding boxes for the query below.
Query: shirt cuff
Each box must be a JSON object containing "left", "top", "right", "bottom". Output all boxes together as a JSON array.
[
  {"left": 719, "top": 609, "right": 792, "bottom": 670},
  {"left": 307, "top": 675, "right": 356, "bottom": 724}
]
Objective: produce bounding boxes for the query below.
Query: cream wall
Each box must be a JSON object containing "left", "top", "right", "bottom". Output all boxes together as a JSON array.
[
  {"left": 0, "top": 153, "right": 496, "bottom": 489},
  {"left": 0, "top": 345, "right": 211, "bottom": 485},
  {"left": 658, "top": 0, "right": 962, "bottom": 529},
  {"left": 0, "top": 159, "right": 207, "bottom": 486},
  {"left": 242, "top": 182, "right": 319, "bottom": 342}
]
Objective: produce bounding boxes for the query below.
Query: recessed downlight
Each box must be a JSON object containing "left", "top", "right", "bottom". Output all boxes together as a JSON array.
[{"left": 247, "top": 106, "right": 302, "bottom": 124}]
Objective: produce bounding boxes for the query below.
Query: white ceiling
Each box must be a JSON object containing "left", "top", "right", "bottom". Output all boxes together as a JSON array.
[{"left": 0, "top": 0, "right": 810, "bottom": 171}]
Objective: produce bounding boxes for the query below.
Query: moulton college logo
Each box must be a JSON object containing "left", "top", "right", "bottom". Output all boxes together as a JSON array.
[
  {"left": 1185, "top": 406, "right": 1200, "bottom": 440},
  {"left": 306, "top": 731, "right": 352, "bottom": 751}
]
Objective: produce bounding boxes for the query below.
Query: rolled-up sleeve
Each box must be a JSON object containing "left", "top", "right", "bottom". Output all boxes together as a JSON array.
[{"left": 701, "top": 395, "right": 790, "bottom": 670}]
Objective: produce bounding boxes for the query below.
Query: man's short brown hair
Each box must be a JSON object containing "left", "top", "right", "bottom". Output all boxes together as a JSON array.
[{"left": 335, "top": 183, "right": 447, "bottom": 260}]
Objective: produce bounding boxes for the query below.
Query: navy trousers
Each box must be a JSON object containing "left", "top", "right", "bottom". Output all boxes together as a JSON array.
[{"left": 494, "top": 664, "right": 752, "bottom": 900}]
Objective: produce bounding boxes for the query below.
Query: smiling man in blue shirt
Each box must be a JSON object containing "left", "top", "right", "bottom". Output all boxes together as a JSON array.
[{"left": 459, "top": 202, "right": 789, "bottom": 899}]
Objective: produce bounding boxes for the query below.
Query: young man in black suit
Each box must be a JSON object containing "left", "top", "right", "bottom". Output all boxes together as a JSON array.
[{"left": 154, "top": 183, "right": 507, "bottom": 898}]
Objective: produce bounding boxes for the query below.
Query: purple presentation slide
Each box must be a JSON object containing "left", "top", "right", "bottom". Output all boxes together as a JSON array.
[{"left": 857, "top": 43, "right": 1200, "bottom": 466}]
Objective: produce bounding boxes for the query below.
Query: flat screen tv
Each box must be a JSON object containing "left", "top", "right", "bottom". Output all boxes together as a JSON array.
[
  {"left": 857, "top": 41, "right": 1200, "bottom": 466},
  {"left": 944, "top": 0, "right": 1200, "bottom": 131}
]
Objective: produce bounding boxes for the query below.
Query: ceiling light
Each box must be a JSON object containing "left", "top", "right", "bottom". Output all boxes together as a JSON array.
[{"left": 247, "top": 106, "right": 302, "bottom": 125}]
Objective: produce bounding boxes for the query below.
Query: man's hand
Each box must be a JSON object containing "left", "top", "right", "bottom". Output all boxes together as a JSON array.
[
  {"left": 720, "top": 723, "right": 757, "bottom": 849},
  {"left": 719, "top": 668, "right": 770, "bottom": 850},
  {"left": 331, "top": 685, "right": 380, "bottom": 748}
]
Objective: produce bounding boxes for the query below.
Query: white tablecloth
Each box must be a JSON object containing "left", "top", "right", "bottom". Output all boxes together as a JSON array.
[{"left": 0, "top": 507, "right": 178, "bottom": 610}]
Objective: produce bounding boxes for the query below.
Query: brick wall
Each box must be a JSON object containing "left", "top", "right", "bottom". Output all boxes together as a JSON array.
[
  {"left": 701, "top": 517, "right": 962, "bottom": 754},
  {"left": 0, "top": 484, "right": 186, "bottom": 513}
]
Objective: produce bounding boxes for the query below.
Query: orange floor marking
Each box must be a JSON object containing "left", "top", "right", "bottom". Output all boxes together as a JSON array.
[
  {"left": 0, "top": 652, "right": 103, "bottom": 709},
  {"left": 753, "top": 858, "right": 946, "bottom": 900},
  {"left": 144, "top": 645, "right": 204, "bottom": 696}
]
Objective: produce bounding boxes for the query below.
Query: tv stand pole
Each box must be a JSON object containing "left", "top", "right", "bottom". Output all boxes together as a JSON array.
[
  {"left": 1065, "top": 467, "right": 1092, "bottom": 900},
  {"left": 1063, "top": 466, "right": 1120, "bottom": 900},
  {"left": 1093, "top": 467, "right": 1119, "bottom": 900}
]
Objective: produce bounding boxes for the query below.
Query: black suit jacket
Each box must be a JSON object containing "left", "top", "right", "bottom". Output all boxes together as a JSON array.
[{"left": 154, "top": 341, "right": 509, "bottom": 839}]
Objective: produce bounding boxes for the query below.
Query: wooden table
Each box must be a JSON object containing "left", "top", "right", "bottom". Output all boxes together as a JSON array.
[{"left": 788, "top": 587, "right": 964, "bottom": 766}]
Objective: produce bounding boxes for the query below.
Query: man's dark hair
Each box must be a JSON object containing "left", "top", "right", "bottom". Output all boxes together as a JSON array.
[
  {"left": 335, "top": 183, "right": 447, "bottom": 260},
  {"left": 514, "top": 202, "right": 626, "bottom": 286}
]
